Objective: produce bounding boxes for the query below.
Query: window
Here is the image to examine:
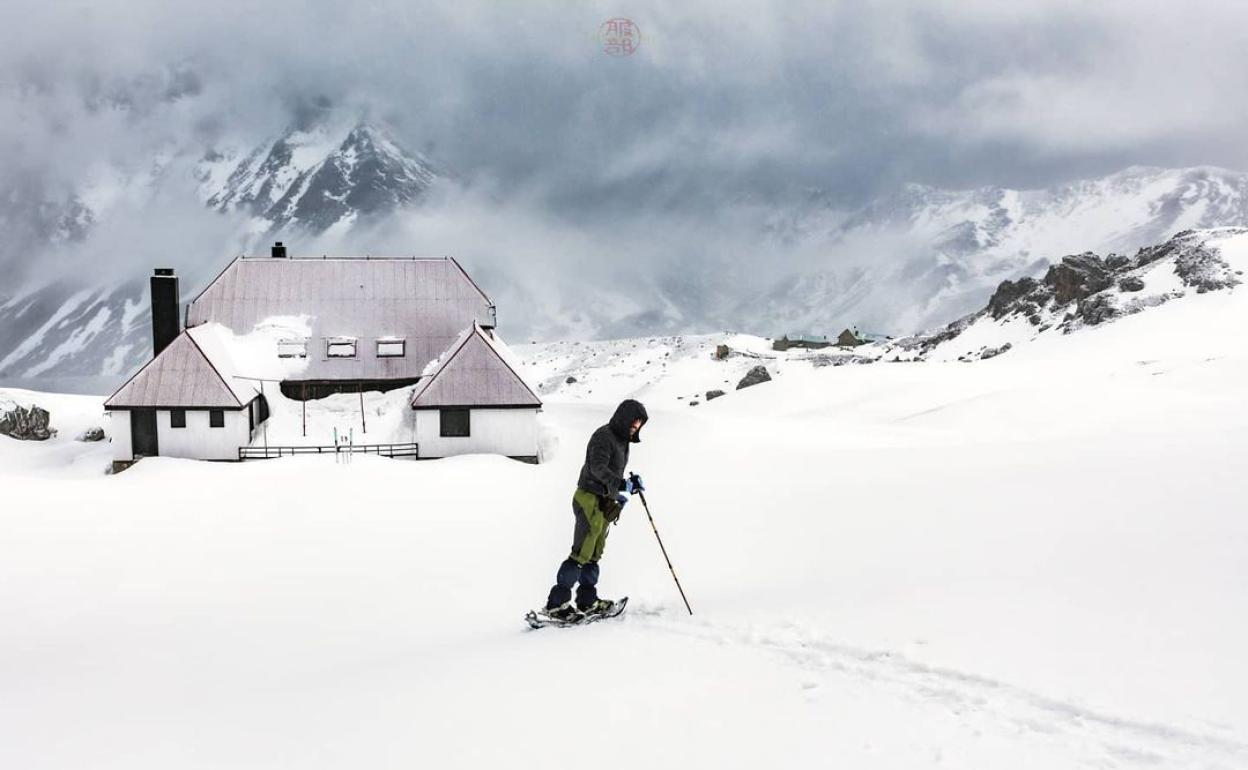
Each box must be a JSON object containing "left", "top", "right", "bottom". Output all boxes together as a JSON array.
[
  {"left": 209, "top": 409, "right": 225, "bottom": 428},
  {"left": 326, "top": 337, "right": 357, "bottom": 358},
  {"left": 376, "top": 337, "right": 406, "bottom": 358},
  {"left": 440, "top": 408, "right": 470, "bottom": 437},
  {"left": 170, "top": 409, "right": 186, "bottom": 429},
  {"left": 277, "top": 339, "right": 308, "bottom": 358}
]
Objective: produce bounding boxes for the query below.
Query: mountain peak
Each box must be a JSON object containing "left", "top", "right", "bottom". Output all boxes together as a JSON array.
[{"left": 200, "top": 119, "right": 439, "bottom": 234}]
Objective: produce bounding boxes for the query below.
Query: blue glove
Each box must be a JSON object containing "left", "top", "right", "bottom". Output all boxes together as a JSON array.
[
  {"left": 624, "top": 474, "right": 645, "bottom": 495},
  {"left": 615, "top": 493, "right": 629, "bottom": 508}
]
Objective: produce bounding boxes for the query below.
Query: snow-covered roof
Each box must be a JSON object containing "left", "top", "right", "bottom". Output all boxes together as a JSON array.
[
  {"left": 410, "top": 323, "right": 541, "bottom": 410},
  {"left": 104, "top": 327, "right": 259, "bottom": 410},
  {"left": 186, "top": 256, "right": 495, "bottom": 382}
]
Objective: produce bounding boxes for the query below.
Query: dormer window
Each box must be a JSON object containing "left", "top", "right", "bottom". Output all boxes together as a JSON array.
[
  {"left": 277, "top": 338, "right": 308, "bottom": 358},
  {"left": 326, "top": 336, "right": 357, "bottom": 358},
  {"left": 377, "top": 337, "right": 406, "bottom": 358}
]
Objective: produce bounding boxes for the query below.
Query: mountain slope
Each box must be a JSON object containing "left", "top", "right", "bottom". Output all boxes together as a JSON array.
[
  {"left": 5, "top": 163, "right": 1248, "bottom": 387},
  {"left": 737, "top": 166, "right": 1248, "bottom": 335},
  {"left": 896, "top": 227, "right": 1246, "bottom": 362},
  {"left": 2, "top": 230, "right": 1246, "bottom": 768},
  {"left": 0, "top": 121, "right": 440, "bottom": 385}
]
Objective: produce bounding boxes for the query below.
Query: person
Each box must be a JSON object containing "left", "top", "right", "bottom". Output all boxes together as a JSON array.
[{"left": 543, "top": 399, "right": 649, "bottom": 621}]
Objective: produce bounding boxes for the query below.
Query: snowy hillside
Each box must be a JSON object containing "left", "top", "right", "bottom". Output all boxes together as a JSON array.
[
  {"left": 8, "top": 161, "right": 1248, "bottom": 385},
  {"left": 897, "top": 227, "right": 1246, "bottom": 363},
  {"left": 2, "top": 231, "right": 1246, "bottom": 768},
  {"left": 742, "top": 165, "right": 1248, "bottom": 335}
]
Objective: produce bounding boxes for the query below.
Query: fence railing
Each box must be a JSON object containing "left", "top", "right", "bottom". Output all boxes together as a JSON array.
[{"left": 239, "top": 442, "right": 419, "bottom": 460}]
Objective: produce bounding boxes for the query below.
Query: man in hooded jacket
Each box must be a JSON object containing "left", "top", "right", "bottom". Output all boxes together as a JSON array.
[{"left": 543, "top": 399, "right": 649, "bottom": 620}]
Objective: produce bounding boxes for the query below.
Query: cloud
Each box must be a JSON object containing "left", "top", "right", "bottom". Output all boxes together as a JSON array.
[{"left": 5, "top": 0, "right": 1248, "bottom": 332}]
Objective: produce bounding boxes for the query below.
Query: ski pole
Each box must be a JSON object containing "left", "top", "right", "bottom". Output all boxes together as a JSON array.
[{"left": 631, "top": 473, "right": 693, "bottom": 616}]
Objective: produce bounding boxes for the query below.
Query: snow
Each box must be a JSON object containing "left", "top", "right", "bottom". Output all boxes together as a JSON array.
[
  {"left": 2, "top": 236, "right": 1247, "bottom": 767},
  {"left": 0, "top": 387, "right": 112, "bottom": 477}
]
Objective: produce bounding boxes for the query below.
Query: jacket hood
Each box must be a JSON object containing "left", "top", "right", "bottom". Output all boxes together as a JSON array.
[{"left": 608, "top": 399, "right": 649, "bottom": 443}]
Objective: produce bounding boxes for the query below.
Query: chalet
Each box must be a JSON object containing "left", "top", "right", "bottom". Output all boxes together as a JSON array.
[
  {"left": 836, "top": 328, "right": 866, "bottom": 347},
  {"left": 104, "top": 244, "right": 541, "bottom": 470}
]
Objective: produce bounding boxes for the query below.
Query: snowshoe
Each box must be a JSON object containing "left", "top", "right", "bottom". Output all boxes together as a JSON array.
[{"left": 525, "top": 597, "right": 628, "bottom": 630}]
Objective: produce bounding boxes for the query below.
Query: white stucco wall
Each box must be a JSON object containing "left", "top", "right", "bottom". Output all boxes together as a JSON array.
[
  {"left": 109, "top": 408, "right": 252, "bottom": 463},
  {"left": 158, "top": 409, "right": 251, "bottom": 461},
  {"left": 413, "top": 408, "right": 539, "bottom": 459},
  {"left": 110, "top": 410, "right": 134, "bottom": 463}
]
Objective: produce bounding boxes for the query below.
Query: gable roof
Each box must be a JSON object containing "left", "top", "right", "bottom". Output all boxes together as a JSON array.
[
  {"left": 104, "top": 327, "right": 259, "bottom": 409},
  {"left": 410, "top": 323, "right": 541, "bottom": 410},
  {"left": 186, "top": 255, "right": 495, "bottom": 382}
]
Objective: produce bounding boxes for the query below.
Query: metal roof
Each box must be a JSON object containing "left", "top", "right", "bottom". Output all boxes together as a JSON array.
[
  {"left": 104, "top": 327, "right": 258, "bottom": 409},
  {"left": 186, "top": 256, "right": 495, "bottom": 381},
  {"left": 410, "top": 323, "right": 541, "bottom": 409}
]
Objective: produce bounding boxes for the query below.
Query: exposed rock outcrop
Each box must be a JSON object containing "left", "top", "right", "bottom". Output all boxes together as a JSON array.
[
  {"left": 736, "top": 365, "right": 772, "bottom": 390},
  {"left": 0, "top": 403, "right": 54, "bottom": 441},
  {"left": 894, "top": 228, "right": 1246, "bottom": 360},
  {"left": 76, "top": 427, "right": 106, "bottom": 442}
]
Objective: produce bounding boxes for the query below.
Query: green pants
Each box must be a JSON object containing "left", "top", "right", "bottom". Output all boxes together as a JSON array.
[{"left": 570, "top": 488, "right": 612, "bottom": 565}]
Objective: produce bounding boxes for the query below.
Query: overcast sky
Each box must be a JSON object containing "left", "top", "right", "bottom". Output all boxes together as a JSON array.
[
  {"left": 6, "top": 0, "right": 1248, "bottom": 210},
  {"left": 5, "top": 0, "right": 1248, "bottom": 339}
]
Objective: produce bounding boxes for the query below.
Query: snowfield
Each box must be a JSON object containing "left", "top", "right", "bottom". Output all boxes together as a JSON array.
[{"left": 3, "top": 234, "right": 1248, "bottom": 768}]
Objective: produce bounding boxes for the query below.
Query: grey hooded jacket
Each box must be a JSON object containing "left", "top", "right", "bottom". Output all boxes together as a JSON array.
[{"left": 576, "top": 399, "right": 648, "bottom": 497}]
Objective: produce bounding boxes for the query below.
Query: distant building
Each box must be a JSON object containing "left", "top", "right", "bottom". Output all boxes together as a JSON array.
[
  {"left": 772, "top": 334, "right": 832, "bottom": 352},
  {"left": 836, "top": 327, "right": 892, "bottom": 347},
  {"left": 837, "top": 328, "right": 866, "bottom": 347}
]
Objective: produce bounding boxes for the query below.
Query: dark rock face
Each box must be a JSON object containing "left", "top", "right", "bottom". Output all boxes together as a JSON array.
[
  {"left": 705, "top": 389, "right": 725, "bottom": 401},
  {"left": 0, "top": 404, "right": 54, "bottom": 441},
  {"left": 987, "top": 277, "right": 1039, "bottom": 319},
  {"left": 972, "top": 229, "right": 1246, "bottom": 337},
  {"left": 76, "top": 426, "right": 106, "bottom": 442},
  {"left": 565, "top": 376, "right": 578, "bottom": 384},
  {"left": 736, "top": 365, "right": 772, "bottom": 390},
  {"left": 1174, "top": 242, "right": 1243, "bottom": 293},
  {"left": 980, "top": 343, "right": 1012, "bottom": 360},
  {"left": 1044, "top": 253, "right": 1113, "bottom": 305},
  {"left": 1076, "top": 294, "right": 1120, "bottom": 326}
]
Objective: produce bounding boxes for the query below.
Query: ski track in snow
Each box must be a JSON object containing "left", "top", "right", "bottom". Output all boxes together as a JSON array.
[{"left": 622, "top": 608, "right": 1247, "bottom": 769}]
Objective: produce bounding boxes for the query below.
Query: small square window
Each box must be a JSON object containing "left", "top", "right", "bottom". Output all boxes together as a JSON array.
[
  {"left": 170, "top": 409, "right": 186, "bottom": 428},
  {"left": 278, "top": 339, "right": 308, "bottom": 358},
  {"left": 440, "top": 408, "right": 470, "bottom": 437},
  {"left": 377, "top": 337, "right": 405, "bottom": 357},
  {"left": 326, "top": 337, "right": 357, "bottom": 358},
  {"left": 209, "top": 409, "right": 225, "bottom": 428}
]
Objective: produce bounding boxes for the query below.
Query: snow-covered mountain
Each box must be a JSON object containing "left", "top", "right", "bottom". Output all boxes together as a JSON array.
[
  {"left": 735, "top": 166, "right": 1248, "bottom": 336},
  {"left": 198, "top": 122, "right": 438, "bottom": 234},
  {"left": 0, "top": 121, "right": 441, "bottom": 387},
  {"left": 5, "top": 161, "right": 1248, "bottom": 389}
]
